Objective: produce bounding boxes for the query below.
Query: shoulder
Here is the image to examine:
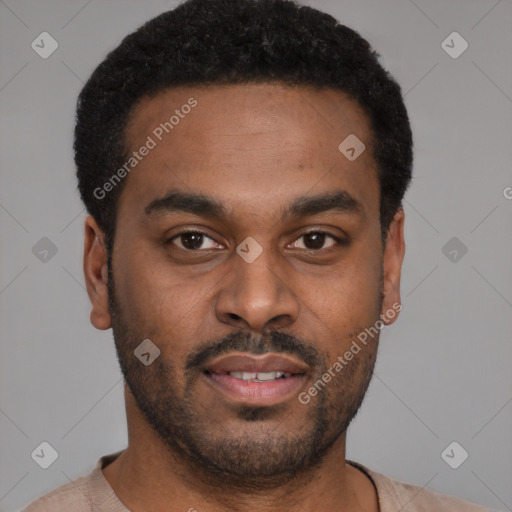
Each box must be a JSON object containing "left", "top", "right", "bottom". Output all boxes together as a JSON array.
[
  {"left": 21, "top": 475, "right": 93, "bottom": 511},
  {"left": 349, "top": 461, "right": 496, "bottom": 512},
  {"left": 21, "top": 451, "right": 126, "bottom": 512}
]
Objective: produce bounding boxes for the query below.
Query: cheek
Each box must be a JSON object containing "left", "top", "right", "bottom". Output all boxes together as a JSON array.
[
  {"left": 305, "top": 249, "right": 382, "bottom": 336},
  {"left": 111, "top": 243, "right": 214, "bottom": 359},
  {"left": 110, "top": 241, "right": 177, "bottom": 334},
  {"left": 313, "top": 279, "right": 380, "bottom": 333}
]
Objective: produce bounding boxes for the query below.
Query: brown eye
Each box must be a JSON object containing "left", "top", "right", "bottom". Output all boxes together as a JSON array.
[
  {"left": 170, "top": 231, "right": 220, "bottom": 250},
  {"left": 288, "top": 231, "right": 341, "bottom": 250}
]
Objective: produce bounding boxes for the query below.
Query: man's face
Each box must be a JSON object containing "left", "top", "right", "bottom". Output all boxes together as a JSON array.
[{"left": 90, "top": 83, "right": 403, "bottom": 483}]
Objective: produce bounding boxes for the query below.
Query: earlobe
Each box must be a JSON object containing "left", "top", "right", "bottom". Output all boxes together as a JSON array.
[
  {"left": 83, "top": 215, "right": 112, "bottom": 330},
  {"left": 381, "top": 208, "right": 405, "bottom": 326}
]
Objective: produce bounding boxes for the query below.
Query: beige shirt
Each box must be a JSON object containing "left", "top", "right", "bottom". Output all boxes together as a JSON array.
[{"left": 22, "top": 451, "right": 494, "bottom": 511}]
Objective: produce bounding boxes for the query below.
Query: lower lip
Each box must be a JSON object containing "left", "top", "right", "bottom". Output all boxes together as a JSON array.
[{"left": 204, "top": 372, "right": 306, "bottom": 405}]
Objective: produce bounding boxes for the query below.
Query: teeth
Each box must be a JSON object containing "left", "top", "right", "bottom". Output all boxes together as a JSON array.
[
  {"left": 230, "top": 371, "right": 257, "bottom": 380},
  {"left": 255, "top": 371, "right": 284, "bottom": 381},
  {"left": 229, "top": 371, "right": 291, "bottom": 381}
]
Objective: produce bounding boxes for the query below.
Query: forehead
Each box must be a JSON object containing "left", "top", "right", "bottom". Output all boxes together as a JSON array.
[
  {"left": 126, "top": 83, "right": 373, "bottom": 153},
  {"left": 119, "top": 83, "right": 378, "bottom": 224}
]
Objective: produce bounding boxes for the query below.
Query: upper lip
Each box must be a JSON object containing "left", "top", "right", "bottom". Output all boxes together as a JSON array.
[{"left": 204, "top": 353, "right": 309, "bottom": 375}]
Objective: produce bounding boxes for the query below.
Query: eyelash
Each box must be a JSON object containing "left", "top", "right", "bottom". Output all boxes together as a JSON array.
[{"left": 167, "top": 229, "right": 346, "bottom": 252}]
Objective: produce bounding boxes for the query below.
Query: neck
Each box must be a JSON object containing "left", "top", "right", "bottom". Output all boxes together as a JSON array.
[{"left": 102, "top": 387, "right": 379, "bottom": 512}]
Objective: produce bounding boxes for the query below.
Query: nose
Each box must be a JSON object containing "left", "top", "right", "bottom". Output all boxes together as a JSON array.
[{"left": 215, "top": 241, "right": 300, "bottom": 332}]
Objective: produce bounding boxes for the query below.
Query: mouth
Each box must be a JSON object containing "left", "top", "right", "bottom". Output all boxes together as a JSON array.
[
  {"left": 202, "top": 353, "right": 309, "bottom": 405},
  {"left": 213, "top": 370, "right": 294, "bottom": 382}
]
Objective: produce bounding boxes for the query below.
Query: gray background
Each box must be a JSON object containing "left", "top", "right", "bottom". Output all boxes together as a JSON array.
[{"left": 1, "top": 0, "right": 511, "bottom": 510}]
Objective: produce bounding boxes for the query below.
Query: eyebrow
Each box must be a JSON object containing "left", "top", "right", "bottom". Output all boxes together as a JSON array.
[{"left": 144, "top": 189, "right": 362, "bottom": 221}]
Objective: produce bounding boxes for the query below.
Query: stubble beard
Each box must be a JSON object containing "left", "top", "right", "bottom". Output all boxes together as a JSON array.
[{"left": 107, "top": 252, "right": 381, "bottom": 490}]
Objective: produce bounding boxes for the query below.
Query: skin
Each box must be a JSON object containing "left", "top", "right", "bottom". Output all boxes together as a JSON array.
[{"left": 83, "top": 83, "right": 405, "bottom": 511}]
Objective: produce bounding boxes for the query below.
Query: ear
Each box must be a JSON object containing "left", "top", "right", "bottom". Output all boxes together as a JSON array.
[
  {"left": 381, "top": 208, "right": 405, "bottom": 326},
  {"left": 83, "top": 215, "right": 111, "bottom": 330}
]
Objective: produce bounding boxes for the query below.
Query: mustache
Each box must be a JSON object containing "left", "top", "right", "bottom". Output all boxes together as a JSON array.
[{"left": 185, "top": 330, "right": 320, "bottom": 374}]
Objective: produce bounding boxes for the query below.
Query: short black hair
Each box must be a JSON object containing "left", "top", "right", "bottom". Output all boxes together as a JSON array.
[{"left": 75, "top": 0, "right": 412, "bottom": 252}]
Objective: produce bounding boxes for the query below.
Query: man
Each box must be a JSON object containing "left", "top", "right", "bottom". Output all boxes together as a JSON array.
[{"left": 24, "top": 0, "right": 493, "bottom": 510}]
